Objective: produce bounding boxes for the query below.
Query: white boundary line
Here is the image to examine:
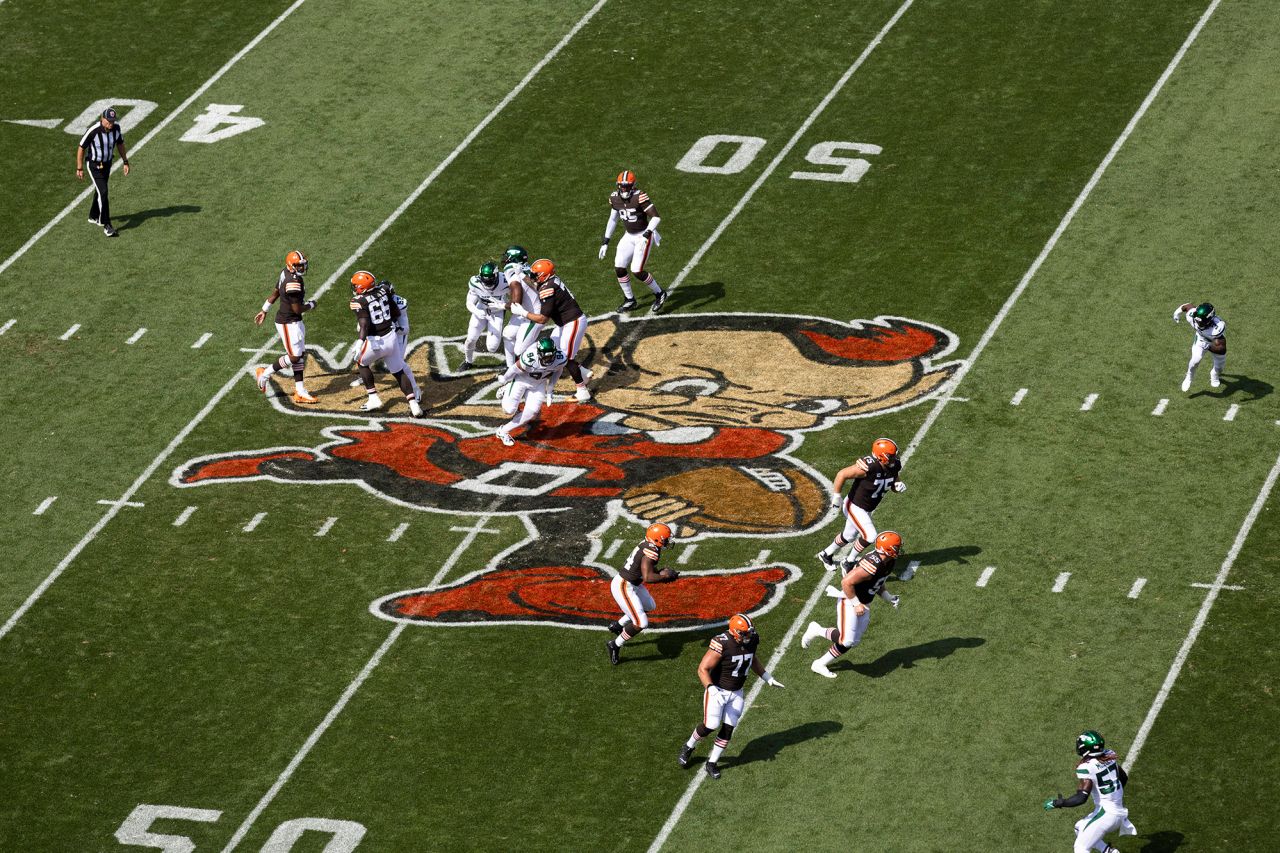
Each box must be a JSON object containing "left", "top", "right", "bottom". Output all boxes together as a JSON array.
[
  {"left": 0, "top": 0, "right": 611, "bottom": 644},
  {"left": 1126, "top": 446, "right": 1280, "bottom": 768},
  {"left": 649, "top": 2, "right": 1222, "bottom": 848},
  {"left": 0, "top": 0, "right": 312, "bottom": 280}
]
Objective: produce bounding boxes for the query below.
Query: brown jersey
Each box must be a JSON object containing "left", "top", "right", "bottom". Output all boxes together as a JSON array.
[
  {"left": 609, "top": 189, "right": 658, "bottom": 235},
  {"left": 274, "top": 269, "right": 306, "bottom": 324},
  {"left": 618, "top": 539, "right": 661, "bottom": 585},
  {"left": 846, "top": 455, "right": 902, "bottom": 512},
  {"left": 846, "top": 551, "right": 896, "bottom": 604},
  {"left": 537, "top": 275, "right": 584, "bottom": 326},
  {"left": 349, "top": 284, "right": 399, "bottom": 337},
  {"left": 707, "top": 630, "right": 759, "bottom": 691}
]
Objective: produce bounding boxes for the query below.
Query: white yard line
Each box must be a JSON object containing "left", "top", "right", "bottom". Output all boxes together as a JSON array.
[
  {"left": 1010, "top": 388, "right": 1027, "bottom": 406},
  {"left": 749, "top": 549, "right": 772, "bottom": 567},
  {"left": 191, "top": 332, "right": 213, "bottom": 349},
  {"left": 314, "top": 517, "right": 338, "bottom": 537},
  {"left": 386, "top": 522, "right": 410, "bottom": 543},
  {"left": 1223, "top": 404, "right": 1238, "bottom": 422},
  {"left": 32, "top": 497, "right": 58, "bottom": 516},
  {"left": 1152, "top": 398, "right": 1169, "bottom": 416},
  {"left": 242, "top": 512, "right": 267, "bottom": 533},
  {"left": 1128, "top": 578, "right": 1147, "bottom": 599},
  {"left": 677, "top": 544, "right": 697, "bottom": 565},
  {"left": 0, "top": 0, "right": 609, "bottom": 646},
  {"left": 0, "top": 319, "right": 15, "bottom": 335},
  {"left": 126, "top": 327, "right": 147, "bottom": 345},
  {"left": 1052, "top": 571, "right": 1071, "bottom": 593},
  {"left": 59, "top": 323, "right": 80, "bottom": 341},
  {"left": 173, "top": 506, "right": 197, "bottom": 527},
  {"left": 0, "top": 0, "right": 313, "bottom": 280},
  {"left": 1189, "top": 581, "right": 1244, "bottom": 591},
  {"left": 1080, "top": 393, "right": 1099, "bottom": 412},
  {"left": 1127, "top": 444, "right": 1280, "bottom": 768},
  {"left": 976, "top": 566, "right": 996, "bottom": 588}
]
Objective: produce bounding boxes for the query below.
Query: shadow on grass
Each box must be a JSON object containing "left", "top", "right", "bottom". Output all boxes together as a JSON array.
[
  {"left": 727, "top": 720, "right": 843, "bottom": 768},
  {"left": 664, "top": 281, "right": 724, "bottom": 312},
  {"left": 116, "top": 204, "right": 202, "bottom": 231},
  {"left": 840, "top": 636, "right": 986, "bottom": 678},
  {"left": 1139, "top": 830, "right": 1185, "bottom": 852},
  {"left": 1189, "top": 373, "right": 1272, "bottom": 401},
  {"left": 897, "top": 544, "right": 982, "bottom": 577},
  {"left": 620, "top": 631, "right": 706, "bottom": 663}
]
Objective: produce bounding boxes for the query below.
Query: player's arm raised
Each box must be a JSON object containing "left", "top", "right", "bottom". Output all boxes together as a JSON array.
[{"left": 1173, "top": 302, "right": 1193, "bottom": 323}]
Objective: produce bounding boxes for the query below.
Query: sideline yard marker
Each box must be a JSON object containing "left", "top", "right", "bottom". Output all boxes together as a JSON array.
[
  {"left": 315, "top": 517, "right": 338, "bottom": 537},
  {"left": 33, "top": 497, "right": 57, "bottom": 516},
  {"left": 59, "top": 324, "right": 80, "bottom": 341},
  {"left": 173, "top": 506, "right": 197, "bottom": 527},
  {"left": 1128, "top": 578, "right": 1147, "bottom": 599},
  {"left": 126, "top": 328, "right": 147, "bottom": 345},
  {"left": 1223, "top": 404, "right": 1238, "bottom": 422},
  {"left": 242, "top": 512, "right": 267, "bottom": 533},
  {"left": 1052, "top": 571, "right": 1071, "bottom": 593},
  {"left": 386, "top": 522, "right": 410, "bottom": 543},
  {"left": 1010, "top": 388, "right": 1028, "bottom": 406},
  {"left": 1080, "top": 393, "right": 1098, "bottom": 411},
  {"left": 976, "top": 566, "right": 996, "bottom": 588},
  {"left": 1152, "top": 398, "right": 1169, "bottom": 416}
]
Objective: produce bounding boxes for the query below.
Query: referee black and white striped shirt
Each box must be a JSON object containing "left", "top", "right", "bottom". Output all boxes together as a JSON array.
[{"left": 79, "top": 122, "right": 124, "bottom": 164}]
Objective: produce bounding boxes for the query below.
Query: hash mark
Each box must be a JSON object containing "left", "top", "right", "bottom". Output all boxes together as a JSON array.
[
  {"left": 191, "top": 332, "right": 213, "bottom": 349},
  {"left": 0, "top": 319, "right": 14, "bottom": 335},
  {"left": 1052, "top": 571, "right": 1071, "bottom": 592},
  {"left": 677, "top": 543, "right": 698, "bottom": 565},
  {"left": 1224, "top": 404, "right": 1239, "bottom": 422},
  {"left": 1080, "top": 394, "right": 1098, "bottom": 411},
  {"left": 1128, "top": 578, "right": 1147, "bottom": 599},
  {"left": 315, "top": 517, "right": 338, "bottom": 537},
  {"left": 33, "top": 496, "right": 57, "bottom": 516},
  {"left": 243, "top": 511, "right": 267, "bottom": 533},
  {"left": 96, "top": 498, "right": 144, "bottom": 508},
  {"left": 1010, "top": 388, "right": 1027, "bottom": 406},
  {"left": 173, "top": 506, "right": 197, "bottom": 526},
  {"left": 126, "top": 327, "right": 147, "bottom": 345},
  {"left": 1152, "top": 398, "right": 1169, "bottom": 416},
  {"left": 603, "top": 538, "right": 624, "bottom": 559},
  {"left": 59, "top": 323, "right": 80, "bottom": 341},
  {"left": 976, "top": 566, "right": 996, "bottom": 587},
  {"left": 387, "top": 522, "right": 410, "bottom": 542},
  {"left": 898, "top": 560, "right": 920, "bottom": 580},
  {"left": 749, "top": 549, "right": 772, "bottom": 567}
]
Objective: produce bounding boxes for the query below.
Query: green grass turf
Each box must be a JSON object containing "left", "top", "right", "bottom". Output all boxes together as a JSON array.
[{"left": 2, "top": 0, "right": 1278, "bottom": 851}]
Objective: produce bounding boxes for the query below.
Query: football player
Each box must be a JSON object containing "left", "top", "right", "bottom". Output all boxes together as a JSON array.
[
  {"left": 388, "top": 285, "right": 420, "bottom": 401},
  {"left": 255, "top": 250, "right": 318, "bottom": 403},
  {"left": 464, "top": 261, "right": 508, "bottom": 369},
  {"left": 522, "top": 259, "right": 593, "bottom": 401},
  {"left": 678, "top": 613, "right": 784, "bottom": 780},
  {"left": 803, "top": 530, "right": 902, "bottom": 678},
  {"left": 500, "top": 245, "right": 543, "bottom": 367},
  {"left": 605, "top": 522, "right": 679, "bottom": 665},
  {"left": 495, "top": 336, "right": 565, "bottom": 446},
  {"left": 1043, "top": 730, "right": 1137, "bottom": 853},
  {"left": 1173, "top": 301, "right": 1227, "bottom": 392},
  {"left": 817, "top": 438, "right": 909, "bottom": 575},
  {"left": 349, "top": 271, "right": 423, "bottom": 417},
  {"left": 598, "top": 170, "right": 668, "bottom": 313}
]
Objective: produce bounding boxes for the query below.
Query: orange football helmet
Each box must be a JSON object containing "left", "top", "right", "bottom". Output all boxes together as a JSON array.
[
  {"left": 616, "top": 170, "right": 637, "bottom": 198},
  {"left": 285, "top": 250, "right": 308, "bottom": 275},
  {"left": 350, "top": 270, "right": 377, "bottom": 294},
  {"left": 871, "top": 437, "right": 898, "bottom": 465},
  {"left": 530, "top": 258, "right": 556, "bottom": 284},
  {"left": 727, "top": 613, "right": 755, "bottom": 642},
  {"left": 874, "top": 531, "right": 903, "bottom": 557},
  {"left": 645, "top": 522, "right": 672, "bottom": 548}
]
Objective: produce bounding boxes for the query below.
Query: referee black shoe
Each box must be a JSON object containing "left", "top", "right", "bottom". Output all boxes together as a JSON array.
[
  {"left": 650, "top": 290, "right": 668, "bottom": 314},
  {"left": 103, "top": 225, "right": 118, "bottom": 238},
  {"left": 616, "top": 297, "right": 639, "bottom": 312}
]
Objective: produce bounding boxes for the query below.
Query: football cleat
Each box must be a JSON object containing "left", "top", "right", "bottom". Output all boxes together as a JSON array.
[
  {"left": 535, "top": 336, "right": 558, "bottom": 366},
  {"left": 254, "top": 367, "right": 268, "bottom": 393},
  {"left": 1181, "top": 374, "right": 1192, "bottom": 393},
  {"left": 88, "top": 217, "right": 100, "bottom": 225},
  {"left": 497, "top": 430, "right": 515, "bottom": 447},
  {"left": 349, "top": 377, "right": 363, "bottom": 388},
  {"left": 1210, "top": 370, "right": 1221, "bottom": 388},
  {"left": 478, "top": 261, "right": 500, "bottom": 289},
  {"left": 351, "top": 270, "right": 377, "bottom": 295},
  {"left": 816, "top": 550, "right": 836, "bottom": 570},
  {"left": 285, "top": 250, "right": 308, "bottom": 275},
  {"left": 1191, "top": 302, "right": 1215, "bottom": 329},
  {"left": 703, "top": 761, "right": 721, "bottom": 780},
  {"left": 802, "top": 621, "right": 825, "bottom": 649},
  {"left": 530, "top": 258, "right": 556, "bottom": 284},
  {"left": 678, "top": 745, "right": 694, "bottom": 768},
  {"left": 1075, "top": 730, "right": 1106, "bottom": 757},
  {"left": 727, "top": 613, "right": 756, "bottom": 642},
  {"left": 460, "top": 360, "right": 474, "bottom": 370},
  {"left": 606, "top": 640, "right": 620, "bottom": 666},
  {"left": 103, "top": 225, "right": 118, "bottom": 237},
  {"left": 871, "top": 437, "right": 898, "bottom": 465},
  {"left": 359, "top": 394, "right": 384, "bottom": 412},
  {"left": 646, "top": 522, "right": 673, "bottom": 548},
  {"left": 503, "top": 245, "right": 529, "bottom": 266},
  {"left": 650, "top": 290, "right": 668, "bottom": 314},
  {"left": 408, "top": 398, "right": 424, "bottom": 418},
  {"left": 616, "top": 298, "right": 639, "bottom": 312},
  {"left": 616, "top": 170, "right": 637, "bottom": 199},
  {"left": 810, "top": 658, "right": 836, "bottom": 679},
  {"left": 575, "top": 386, "right": 592, "bottom": 402},
  {"left": 293, "top": 390, "right": 319, "bottom": 405}
]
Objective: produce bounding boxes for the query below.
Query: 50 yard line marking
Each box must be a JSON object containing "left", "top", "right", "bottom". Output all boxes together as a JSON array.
[
  {"left": 0, "top": 0, "right": 611, "bottom": 646},
  {"left": 648, "top": 1, "right": 1223, "bottom": 848}
]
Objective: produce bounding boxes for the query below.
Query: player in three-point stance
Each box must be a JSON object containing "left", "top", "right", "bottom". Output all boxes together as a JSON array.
[
  {"left": 255, "top": 250, "right": 318, "bottom": 404},
  {"left": 464, "top": 261, "right": 508, "bottom": 369},
  {"left": 523, "top": 259, "right": 593, "bottom": 401},
  {"left": 598, "top": 170, "right": 668, "bottom": 313},
  {"left": 501, "top": 245, "right": 543, "bottom": 367},
  {"left": 605, "top": 522, "right": 679, "bottom": 665},
  {"left": 803, "top": 530, "right": 902, "bottom": 678},
  {"left": 817, "top": 437, "right": 910, "bottom": 576},
  {"left": 1043, "top": 730, "right": 1137, "bottom": 853},
  {"left": 1172, "top": 301, "right": 1227, "bottom": 393},
  {"left": 349, "top": 271, "right": 423, "bottom": 417},
  {"left": 678, "top": 613, "right": 784, "bottom": 780},
  {"left": 495, "top": 337, "right": 565, "bottom": 447}
]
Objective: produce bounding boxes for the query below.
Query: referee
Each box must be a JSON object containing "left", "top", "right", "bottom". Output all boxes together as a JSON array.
[{"left": 75, "top": 107, "right": 130, "bottom": 237}]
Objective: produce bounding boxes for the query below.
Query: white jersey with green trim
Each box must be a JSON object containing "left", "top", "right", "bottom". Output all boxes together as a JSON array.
[{"left": 1077, "top": 753, "right": 1126, "bottom": 810}]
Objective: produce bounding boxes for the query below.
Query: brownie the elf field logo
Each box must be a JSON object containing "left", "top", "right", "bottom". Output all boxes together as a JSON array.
[{"left": 173, "top": 312, "right": 958, "bottom": 631}]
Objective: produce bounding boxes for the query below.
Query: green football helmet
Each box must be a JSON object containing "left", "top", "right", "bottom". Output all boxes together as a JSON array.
[
  {"left": 535, "top": 336, "right": 557, "bottom": 366},
  {"left": 1191, "top": 302, "right": 1215, "bottom": 329},
  {"left": 504, "top": 245, "right": 529, "bottom": 266},
  {"left": 1075, "top": 730, "right": 1105, "bottom": 757},
  {"left": 478, "top": 261, "right": 499, "bottom": 289}
]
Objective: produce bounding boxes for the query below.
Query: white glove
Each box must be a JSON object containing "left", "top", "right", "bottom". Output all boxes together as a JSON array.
[
  {"left": 303, "top": 300, "right": 316, "bottom": 312},
  {"left": 1173, "top": 306, "right": 1183, "bottom": 324},
  {"left": 598, "top": 242, "right": 608, "bottom": 260},
  {"left": 893, "top": 481, "right": 907, "bottom": 493},
  {"left": 766, "top": 676, "right": 785, "bottom": 689},
  {"left": 829, "top": 492, "right": 842, "bottom": 508}
]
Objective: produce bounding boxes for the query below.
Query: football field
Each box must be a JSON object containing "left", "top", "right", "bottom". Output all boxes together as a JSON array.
[{"left": 2, "top": 1, "right": 1278, "bottom": 850}]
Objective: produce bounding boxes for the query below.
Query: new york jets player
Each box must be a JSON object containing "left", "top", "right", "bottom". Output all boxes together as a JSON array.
[
  {"left": 1044, "top": 730, "right": 1137, "bottom": 853},
  {"left": 500, "top": 245, "right": 544, "bottom": 368},
  {"left": 495, "top": 336, "right": 566, "bottom": 446},
  {"left": 1173, "top": 301, "right": 1227, "bottom": 392},
  {"left": 464, "top": 261, "right": 508, "bottom": 369}
]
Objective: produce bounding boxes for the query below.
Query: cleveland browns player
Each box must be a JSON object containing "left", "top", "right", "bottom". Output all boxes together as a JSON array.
[
  {"left": 349, "top": 271, "right": 423, "bottom": 417},
  {"left": 523, "top": 259, "right": 593, "bottom": 401},
  {"left": 605, "top": 522, "right": 679, "bottom": 665},
  {"left": 254, "top": 250, "right": 318, "bottom": 403},
  {"left": 803, "top": 530, "right": 902, "bottom": 678},
  {"left": 598, "top": 170, "right": 667, "bottom": 313},
  {"left": 678, "top": 613, "right": 783, "bottom": 780},
  {"left": 817, "top": 437, "right": 910, "bottom": 575}
]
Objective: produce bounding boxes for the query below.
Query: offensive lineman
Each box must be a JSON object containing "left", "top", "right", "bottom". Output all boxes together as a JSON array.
[
  {"left": 254, "top": 250, "right": 318, "bottom": 404},
  {"left": 678, "top": 613, "right": 784, "bottom": 780},
  {"left": 524, "top": 259, "right": 593, "bottom": 401},
  {"left": 1043, "top": 730, "right": 1137, "bottom": 853},
  {"left": 501, "top": 245, "right": 543, "bottom": 367},
  {"left": 817, "top": 438, "right": 909, "bottom": 575},
  {"left": 598, "top": 170, "right": 667, "bottom": 313},
  {"left": 803, "top": 531, "right": 902, "bottom": 678},
  {"left": 349, "top": 271, "right": 423, "bottom": 417},
  {"left": 1173, "top": 301, "right": 1227, "bottom": 392},
  {"left": 464, "top": 261, "right": 508, "bottom": 369},
  {"left": 495, "top": 337, "right": 565, "bottom": 446},
  {"left": 605, "top": 522, "right": 679, "bottom": 665}
]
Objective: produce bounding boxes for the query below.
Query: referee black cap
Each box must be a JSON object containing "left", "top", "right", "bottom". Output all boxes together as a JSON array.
[{"left": 102, "top": 107, "right": 118, "bottom": 123}]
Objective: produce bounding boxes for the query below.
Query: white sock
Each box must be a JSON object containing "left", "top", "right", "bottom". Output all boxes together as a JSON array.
[
  {"left": 685, "top": 731, "right": 703, "bottom": 749},
  {"left": 708, "top": 738, "right": 728, "bottom": 762},
  {"left": 643, "top": 274, "right": 663, "bottom": 295},
  {"left": 618, "top": 277, "right": 635, "bottom": 300}
]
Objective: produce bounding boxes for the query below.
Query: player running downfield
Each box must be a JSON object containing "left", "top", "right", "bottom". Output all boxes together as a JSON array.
[
  {"left": 817, "top": 437, "right": 909, "bottom": 575},
  {"left": 598, "top": 170, "right": 667, "bottom": 313},
  {"left": 1172, "top": 301, "right": 1227, "bottom": 392},
  {"left": 524, "top": 258, "right": 593, "bottom": 401},
  {"left": 464, "top": 261, "right": 508, "bottom": 369},
  {"left": 605, "top": 522, "right": 679, "bottom": 665},
  {"left": 349, "top": 271, "right": 423, "bottom": 417},
  {"left": 501, "top": 245, "right": 543, "bottom": 367},
  {"left": 803, "top": 530, "right": 902, "bottom": 679},
  {"left": 678, "top": 613, "right": 784, "bottom": 780},
  {"left": 254, "top": 250, "right": 318, "bottom": 404},
  {"left": 494, "top": 337, "right": 565, "bottom": 447},
  {"left": 1043, "top": 730, "right": 1137, "bottom": 853}
]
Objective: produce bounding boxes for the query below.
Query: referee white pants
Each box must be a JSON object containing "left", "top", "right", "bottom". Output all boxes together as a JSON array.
[
  {"left": 610, "top": 576, "right": 654, "bottom": 630},
  {"left": 702, "top": 685, "right": 744, "bottom": 729}
]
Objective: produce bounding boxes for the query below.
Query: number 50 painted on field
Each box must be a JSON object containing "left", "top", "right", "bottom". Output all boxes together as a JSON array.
[
  {"left": 114, "top": 803, "right": 365, "bottom": 852},
  {"left": 676, "top": 134, "right": 881, "bottom": 183}
]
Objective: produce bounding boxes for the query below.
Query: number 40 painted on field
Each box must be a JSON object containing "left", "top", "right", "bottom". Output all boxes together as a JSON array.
[
  {"left": 676, "top": 134, "right": 881, "bottom": 183},
  {"left": 114, "top": 803, "right": 366, "bottom": 852}
]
